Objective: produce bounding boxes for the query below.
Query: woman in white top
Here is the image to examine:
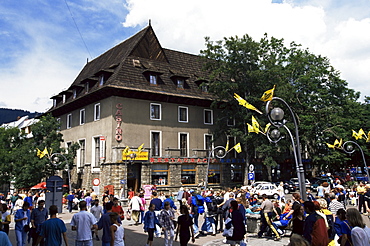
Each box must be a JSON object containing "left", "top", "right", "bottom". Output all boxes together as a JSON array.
[
  {"left": 346, "top": 208, "right": 370, "bottom": 246},
  {"left": 109, "top": 212, "right": 125, "bottom": 246}
]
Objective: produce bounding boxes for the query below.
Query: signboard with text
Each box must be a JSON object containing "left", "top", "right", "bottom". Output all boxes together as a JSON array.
[{"left": 122, "top": 150, "right": 149, "bottom": 161}]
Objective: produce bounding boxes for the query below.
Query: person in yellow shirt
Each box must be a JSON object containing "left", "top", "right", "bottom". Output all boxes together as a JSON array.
[{"left": 356, "top": 182, "right": 367, "bottom": 214}]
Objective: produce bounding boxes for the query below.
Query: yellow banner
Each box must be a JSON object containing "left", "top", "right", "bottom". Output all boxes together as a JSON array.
[{"left": 122, "top": 150, "right": 149, "bottom": 161}]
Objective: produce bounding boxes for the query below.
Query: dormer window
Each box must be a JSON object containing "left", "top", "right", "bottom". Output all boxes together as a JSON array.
[
  {"left": 73, "top": 89, "right": 77, "bottom": 99},
  {"left": 150, "top": 74, "right": 157, "bottom": 85},
  {"left": 85, "top": 82, "right": 89, "bottom": 93},
  {"left": 177, "top": 79, "right": 185, "bottom": 89},
  {"left": 99, "top": 74, "right": 105, "bottom": 86},
  {"left": 53, "top": 99, "right": 56, "bottom": 107},
  {"left": 62, "top": 94, "right": 66, "bottom": 103},
  {"left": 195, "top": 80, "right": 209, "bottom": 93}
]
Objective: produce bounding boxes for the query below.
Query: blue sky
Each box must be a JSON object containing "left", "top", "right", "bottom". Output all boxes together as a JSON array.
[{"left": 1, "top": 0, "right": 370, "bottom": 112}]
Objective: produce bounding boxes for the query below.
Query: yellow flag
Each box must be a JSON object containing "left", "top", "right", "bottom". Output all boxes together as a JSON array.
[
  {"left": 261, "top": 85, "right": 276, "bottom": 102},
  {"left": 233, "top": 143, "right": 242, "bottom": 153},
  {"left": 326, "top": 143, "right": 336, "bottom": 149},
  {"left": 225, "top": 139, "right": 229, "bottom": 151},
  {"left": 358, "top": 128, "right": 366, "bottom": 139},
  {"left": 251, "top": 116, "right": 260, "bottom": 134},
  {"left": 334, "top": 139, "right": 340, "bottom": 147},
  {"left": 122, "top": 146, "right": 130, "bottom": 159},
  {"left": 352, "top": 130, "right": 360, "bottom": 140},
  {"left": 264, "top": 123, "right": 271, "bottom": 134},
  {"left": 367, "top": 131, "right": 370, "bottom": 143},
  {"left": 338, "top": 138, "right": 343, "bottom": 148},
  {"left": 234, "top": 93, "right": 263, "bottom": 114},
  {"left": 36, "top": 148, "right": 42, "bottom": 158},
  {"left": 247, "top": 123, "right": 255, "bottom": 133},
  {"left": 137, "top": 143, "right": 144, "bottom": 153}
]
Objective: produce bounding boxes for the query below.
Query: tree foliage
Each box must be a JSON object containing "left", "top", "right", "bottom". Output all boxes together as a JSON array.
[{"left": 200, "top": 33, "right": 367, "bottom": 175}]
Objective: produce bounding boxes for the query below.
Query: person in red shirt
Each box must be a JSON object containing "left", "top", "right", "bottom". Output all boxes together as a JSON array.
[
  {"left": 111, "top": 198, "right": 124, "bottom": 220},
  {"left": 128, "top": 188, "right": 135, "bottom": 200}
]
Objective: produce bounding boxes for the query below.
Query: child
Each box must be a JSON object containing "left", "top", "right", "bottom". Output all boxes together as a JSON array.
[
  {"left": 109, "top": 212, "right": 125, "bottom": 246},
  {"left": 143, "top": 203, "right": 162, "bottom": 246}
]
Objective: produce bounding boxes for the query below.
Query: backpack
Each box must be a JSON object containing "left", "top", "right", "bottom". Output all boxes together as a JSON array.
[
  {"left": 195, "top": 195, "right": 204, "bottom": 206},
  {"left": 205, "top": 196, "right": 218, "bottom": 215}
]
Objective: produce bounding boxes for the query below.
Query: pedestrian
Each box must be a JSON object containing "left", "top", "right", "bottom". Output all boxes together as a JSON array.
[
  {"left": 67, "top": 191, "right": 75, "bottom": 213},
  {"left": 288, "top": 233, "right": 309, "bottom": 246},
  {"left": 1, "top": 203, "right": 11, "bottom": 235},
  {"left": 30, "top": 200, "right": 49, "bottom": 246},
  {"left": 149, "top": 191, "right": 162, "bottom": 238},
  {"left": 161, "top": 194, "right": 177, "bottom": 210},
  {"left": 224, "top": 200, "right": 246, "bottom": 246},
  {"left": 303, "top": 201, "right": 329, "bottom": 246},
  {"left": 139, "top": 193, "right": 146, "bottom": 224},
  {"left": 84, "top": 193, "right": 92, "bottom": 210},
  {"left": 14, "top": 201, "right": 31, "bottom": 246},
  {"left": 175, "top": 205, "right": 195, "bottom": 246},
  {"left": 128, "top": 192, "right": 142, "bottom": 225},
  {"left": 24, "top": 192, "right": 33, "bottom": 210},
  {"left": 97, "top": 202, "right": 121, "bottom": 246},
  {"left": 335, "top": 208, "right": 352, "bottom": 246},
  {"left": 0, "top": 222, "right": 12, "bottom": 246},
  {"left": 177, "top": 187, "right": 184, "bottom": 206},
  {"left": 11, "top": 192, "right": 19, "bottom": 214},
  {"left": 71, "top": 200, "right": 97, "bottom": 246},
  {"left": 109, "top": 212, "right": 125, "bottom": 246},
  {"left": 290, "top": 203, "right": 305, "bottom": 236},
  {"left": 90, "top": 199, "right": 103, "bottom": 241},
  {"left": 143, "top": 203, "right": 162, "bottom": 246},
  {"left": 201, "top": 192, "right": 218, "bottom": 235},
  {"left": 257, "top": 194, "right": 281, "bottom": 240},
  {"left": 111, "top": 198, "right": 125, "bottom": 221},
  {"left": 277, "top": 182, "right": 285, "bottom": 202},
  {"left": 328, "top": 192, "right": 344, "bottom": 215},
  {"left": 36, "top": 205, "right": 68, "bottom": 246},
  {"left": 346, "top": 208, "right": 370, "bottom": 246},
  {"left": 14, "top": 196, "right": 24, "bottom": 214},
  {"left": 159, "top": 201, "right": 175, "bottom": 246}
]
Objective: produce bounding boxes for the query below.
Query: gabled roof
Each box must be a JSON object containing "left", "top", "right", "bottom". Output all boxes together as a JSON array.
[{"left": 49, "top": 25, "right": 212, "bottom": 115}]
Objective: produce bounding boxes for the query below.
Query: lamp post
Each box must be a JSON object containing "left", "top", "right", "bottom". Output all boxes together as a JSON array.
[
  {"left": 265, "top": 97, "right": 307, "bottom": 201},
  {"left": 341, "top": 141, "right": 369, "bottom": 181},
  {"left": 204, "top": 146, "right": 228, "bottom": 192},
  {"left": 122, "top": 152, "right": 136, "bottom": 199},
  {"left": 49, "top": 153, "right": 71, "bottom": 192}
]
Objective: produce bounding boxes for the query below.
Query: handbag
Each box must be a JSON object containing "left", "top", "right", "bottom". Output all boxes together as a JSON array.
[
  {"left": 126, "top": 209, "right": 131, "bottom": 220},
  {"left": 222, "top": 216, "right": 233, "bottom": 237}
]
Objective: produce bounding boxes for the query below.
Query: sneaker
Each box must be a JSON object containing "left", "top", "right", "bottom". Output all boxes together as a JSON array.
[
  {"left": 96, "top": 235, "right": 100, "bottom": 241},
  {"left": 274, "top": 237, "right": 281, "bottom": 241}
]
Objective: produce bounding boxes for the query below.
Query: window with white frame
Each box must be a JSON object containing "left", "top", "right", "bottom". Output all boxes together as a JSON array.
[
  {"left": 179, "top": 133, "right": 188, "bottom": 157},
  {"left": 77, "top": 139, "right": 85, "bottom": 169},
  {"left": 67, "top": 114, "right": 72, "bottom": 129},
  {"left": 178, "top": 106, "right": 188, "bottom": 123},
  {"left": 205, "top": 134, "right": 213, "bottom": 151},
  {"left": 80, "top": 109, "right": 85, "bottom": 125},
  {"left": 93, "top": 137, "right": 100, "bottom": 167},
  {"left": 94, "top": 103, "right": 100, "bottom": 121},
  {"left": 150, "top": 103, "right": 161, "bottom": 120},
  {"left": 204, "top": 109, "right": 213, "bottom": 125},
  {"left": 149, "top": 74, "right": 157, "bottom": 85},
  {"left": 151, "top": 131, "right": 161, "bottom": 157}
]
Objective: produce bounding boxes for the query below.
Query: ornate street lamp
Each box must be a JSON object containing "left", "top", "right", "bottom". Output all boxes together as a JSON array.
[
  {"left": 49, "top": 153, "right": 71, "bottom": 192},
  {"left": 341, "top": 141, "right": 369, "bottom": 181},
  {"left": 265, "top": 98, "right": 307, "bottom": 201},
  {"left": 204, "top": 146, "right": 228, "bottom": 192}
]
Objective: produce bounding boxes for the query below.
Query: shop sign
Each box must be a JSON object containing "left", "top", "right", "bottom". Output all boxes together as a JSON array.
[
  {"left": 122, "top": 150, "right": 149, "bottom": 161},
  {"left": 115, "top": 103, "right": 123, "bottom": 142},
  {"left": 150, "top": 157, "right": 217, "bottom": 164}
]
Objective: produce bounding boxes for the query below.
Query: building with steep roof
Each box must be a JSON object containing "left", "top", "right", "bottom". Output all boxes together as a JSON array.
[{"left": 47, "top": 25, "right": 245, "bottom": 195}]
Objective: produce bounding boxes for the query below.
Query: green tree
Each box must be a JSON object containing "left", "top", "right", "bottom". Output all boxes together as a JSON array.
[{"left": 200, "top": 33, "right": 364, "bottom": 180}]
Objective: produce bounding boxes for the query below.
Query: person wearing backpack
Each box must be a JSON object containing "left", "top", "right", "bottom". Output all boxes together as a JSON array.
[
  {"left": 189, "top": 191, "right": 201, "bottom": 237},
  {"left": 201, "top": 192, "right": 217, "bottom": 235}
]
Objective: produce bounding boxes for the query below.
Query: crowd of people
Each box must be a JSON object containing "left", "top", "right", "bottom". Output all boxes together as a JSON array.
[{"left": 1, "top": 179, "right": 370, "bottom": 246}]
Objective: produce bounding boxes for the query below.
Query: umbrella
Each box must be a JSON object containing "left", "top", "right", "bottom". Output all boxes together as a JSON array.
[{"left": 30, "top": 182, "right": 46, "bottom": 189}]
